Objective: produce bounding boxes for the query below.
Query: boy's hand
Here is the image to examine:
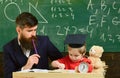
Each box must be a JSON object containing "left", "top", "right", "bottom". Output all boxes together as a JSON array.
[{"left": 57, "top": 63, "right": 65, "bottom": 69}]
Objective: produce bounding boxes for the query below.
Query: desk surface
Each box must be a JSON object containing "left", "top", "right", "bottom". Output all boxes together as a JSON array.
[{"left": 13, "top": 72, "right": 104, "bottom": 78}]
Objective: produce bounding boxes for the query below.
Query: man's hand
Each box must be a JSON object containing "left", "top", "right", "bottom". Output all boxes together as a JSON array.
[{"left": 22, "top": 54, "right": 40, "bottom": 70}]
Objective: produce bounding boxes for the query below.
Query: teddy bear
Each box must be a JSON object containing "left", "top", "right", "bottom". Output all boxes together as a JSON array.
[{"left": 88, "top": 45, "right": 108, "bottom": 74}]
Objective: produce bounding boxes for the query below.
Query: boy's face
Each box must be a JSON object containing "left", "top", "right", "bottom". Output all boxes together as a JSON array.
[{"left": 68, "top": 48, "right": 83, "bottom": 62}]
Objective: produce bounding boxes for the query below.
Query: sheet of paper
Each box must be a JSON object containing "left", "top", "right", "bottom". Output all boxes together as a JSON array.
[
  {"left": 18, "top": 69, "right": 48, "bottom": 72},
  {"left": 18, "top": 69, "right": 75, "bottom": 73}
]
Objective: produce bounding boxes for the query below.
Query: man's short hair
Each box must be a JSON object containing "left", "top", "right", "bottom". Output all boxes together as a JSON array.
[{"left": 15, "top": 12, "right": 38, "bottom": 28}]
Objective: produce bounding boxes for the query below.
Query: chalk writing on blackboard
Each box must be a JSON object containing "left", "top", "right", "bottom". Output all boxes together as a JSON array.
[
  {"left": 4, "top": 2, "right": 21, "bottom": 22},
  {"left": 0, "top": 0, "right": 120, "bottom": 52},
  {"left": 50, "top": 0, "right": 74, "bottom": 20},
  {"left": 88, "top": 0, "right": 120, "bottom": 26},
  {"left": 3, "top": 1, "right": 48, "bottom": 23}
]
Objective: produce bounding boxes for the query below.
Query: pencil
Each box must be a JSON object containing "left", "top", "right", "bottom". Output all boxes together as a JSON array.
[{"left": 32, "top": 39, "right": 38, "bottom": 54}]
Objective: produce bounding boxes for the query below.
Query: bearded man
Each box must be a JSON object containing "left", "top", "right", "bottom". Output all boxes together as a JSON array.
[{"left": 3, "top": 12, "right": 63, "bottom": 78}]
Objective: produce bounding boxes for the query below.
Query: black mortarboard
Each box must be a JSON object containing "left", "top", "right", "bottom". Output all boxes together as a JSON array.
[{"left": 64, "top": 34, "right": 86, "bottom": 48}]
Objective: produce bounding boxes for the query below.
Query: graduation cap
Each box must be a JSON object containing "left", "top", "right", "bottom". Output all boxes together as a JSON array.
[{"left": 64, "top": 34, "right": 86, "bottom": 48}]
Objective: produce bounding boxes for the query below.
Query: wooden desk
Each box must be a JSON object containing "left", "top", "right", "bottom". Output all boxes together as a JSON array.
[{"left": 13, "top": 72, "right": 104, "bottom": 78}]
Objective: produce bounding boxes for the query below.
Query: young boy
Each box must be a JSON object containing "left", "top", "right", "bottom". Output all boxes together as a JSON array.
[{"left": 51, "top": 34, "right": 93, "bottom": 73}]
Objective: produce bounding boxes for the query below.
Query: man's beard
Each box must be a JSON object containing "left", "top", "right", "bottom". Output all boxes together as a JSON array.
[{"left": 19, "top": 35, "right": 37, "bottom": 50}]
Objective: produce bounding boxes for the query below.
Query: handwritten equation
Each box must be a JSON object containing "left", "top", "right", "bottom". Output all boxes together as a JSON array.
[
  {"left": 38, "top": 24, "right": 120, "bottom": 43},
  {"left": 50, "top": 0, "right": 74, "bottom": 20}
]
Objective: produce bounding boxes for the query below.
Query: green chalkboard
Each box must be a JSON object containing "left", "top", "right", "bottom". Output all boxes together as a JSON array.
[{"left": 0, "top": 0, "right": 120, "bottom": 52}]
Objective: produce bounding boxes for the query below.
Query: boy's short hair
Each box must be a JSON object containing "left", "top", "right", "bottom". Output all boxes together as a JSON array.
[
  {"left": 15, "top": 12, "right": 38, "bottom": 28},
  {"left": 68, "top": 44, "right": 86, "bottom": 55}
]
